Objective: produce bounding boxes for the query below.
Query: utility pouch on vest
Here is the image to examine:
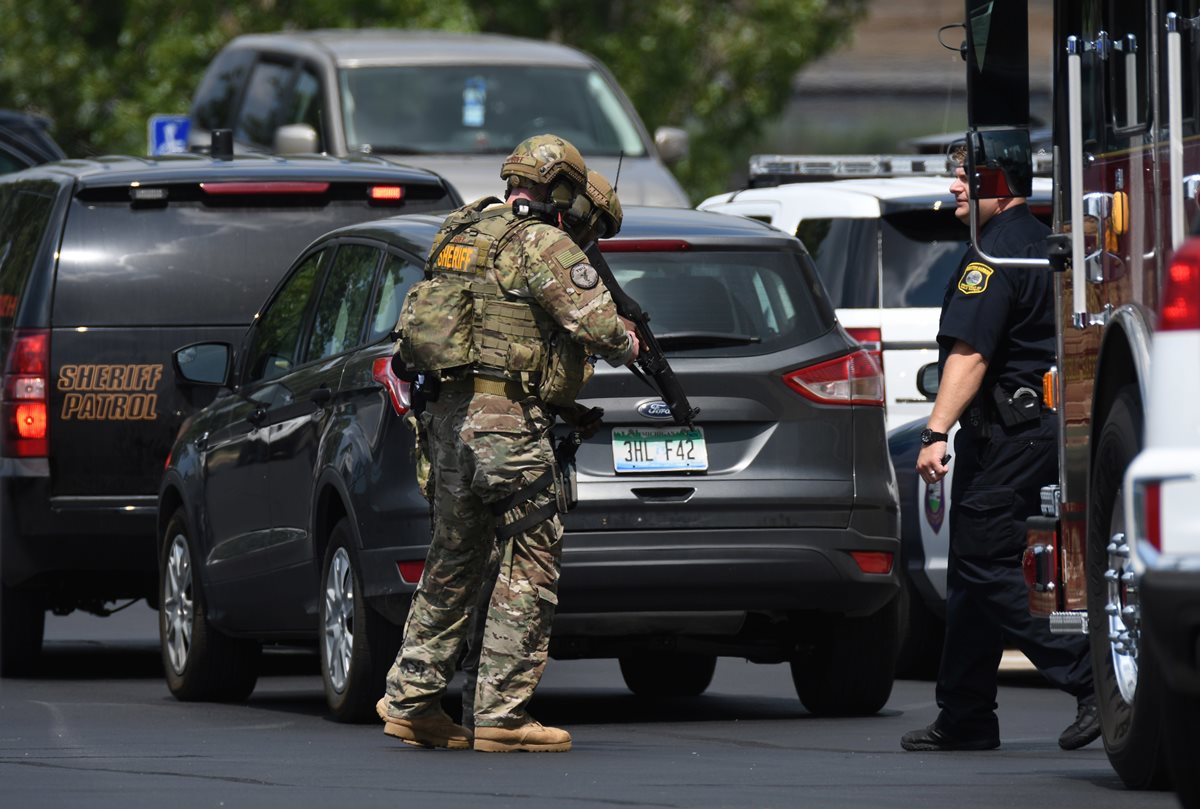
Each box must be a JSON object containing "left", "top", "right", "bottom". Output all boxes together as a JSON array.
[
  {"left": 991, "top": 384, "right": 1041, "bottom": 428},
  {"left": 554, "top": 455, "right": 578, "bottom": 514},
  {"left": 396, "top": 275, "right": 479, "bottom": 371},
  {"left": 478, "top": 299, "right": 545, "bottom": 374},
  {"left": 538, "top": 335, "right": 593, "bottom": 407}
]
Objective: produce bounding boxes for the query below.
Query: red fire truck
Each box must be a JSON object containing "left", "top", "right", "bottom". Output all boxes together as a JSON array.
[{"left": 958, "top": 0, "right": 1199, "bottom": 792}]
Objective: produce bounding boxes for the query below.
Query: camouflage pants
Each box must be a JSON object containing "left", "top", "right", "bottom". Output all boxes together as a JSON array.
[{"left": 384, "top": 386, "right": 563, "bottom": 729}]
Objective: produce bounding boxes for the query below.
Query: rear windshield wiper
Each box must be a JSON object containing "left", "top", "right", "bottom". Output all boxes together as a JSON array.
[{"left": 655, "top": 332, "right": 762, "bottom": 349}]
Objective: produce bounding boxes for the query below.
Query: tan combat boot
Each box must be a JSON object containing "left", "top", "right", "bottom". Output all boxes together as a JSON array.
[
  {"left": 377, "top": 697, "right": 472, "bottom": 750},
  {"left": 473, "top": 721, "right": 572, "bottom": 752}
]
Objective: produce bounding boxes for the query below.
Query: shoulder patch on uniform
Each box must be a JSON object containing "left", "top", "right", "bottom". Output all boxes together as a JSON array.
[
  {"left": 957, "top": 262, "right": 994, "bottom": 295},
  {"left": 570, "top": 263, "right": 599, "bottom": 290},
  {"left": 553, "top": 244, "right": 587, "bottom": 270}
]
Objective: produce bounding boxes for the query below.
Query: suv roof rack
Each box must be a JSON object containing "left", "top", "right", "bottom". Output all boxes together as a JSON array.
[{"left": 747, "top": 152, "right": 1053, "bottom": 187}]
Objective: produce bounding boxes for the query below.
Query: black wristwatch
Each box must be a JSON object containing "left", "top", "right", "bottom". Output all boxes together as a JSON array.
[{"left": 920, "top": 428, "right": 948, "bottom": 446}]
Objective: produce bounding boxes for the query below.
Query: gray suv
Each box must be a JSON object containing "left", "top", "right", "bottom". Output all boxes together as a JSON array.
[
  {"left": 158, "top": 206, "right": 901, "bottom": 720},
  {"left": 187, "top": 29, "right": 691, "bottom": 206}
]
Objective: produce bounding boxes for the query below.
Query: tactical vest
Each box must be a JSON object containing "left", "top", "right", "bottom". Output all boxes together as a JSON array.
[{"left": 395, "top": 199, "right": 559, "bottom": 385}]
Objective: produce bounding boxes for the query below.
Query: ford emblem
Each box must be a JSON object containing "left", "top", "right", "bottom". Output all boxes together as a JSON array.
[{"left": 637, "top": 400, "right": 673, "bottom": 420}]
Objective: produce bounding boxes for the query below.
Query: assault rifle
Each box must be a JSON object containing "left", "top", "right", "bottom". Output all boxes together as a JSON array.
[
  {"left": 582, "top": 242, "right": 699, "bottom": 427},
  {"left": 511, "top": 197, "right": 698, "bottom": 426}
]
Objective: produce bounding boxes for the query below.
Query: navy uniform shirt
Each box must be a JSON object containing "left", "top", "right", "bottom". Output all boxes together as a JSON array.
[{"left": 937, "top": 203, "right": 1054, "bottom": 398}]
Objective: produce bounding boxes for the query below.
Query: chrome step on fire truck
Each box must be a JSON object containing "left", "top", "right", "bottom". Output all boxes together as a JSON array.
[{"left": 957, "top": 0, "right": 1200, "bottom": 797}]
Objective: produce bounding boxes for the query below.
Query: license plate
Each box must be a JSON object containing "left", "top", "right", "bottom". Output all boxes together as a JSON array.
[{"left": 611, "top": 426, "right": 708, "bottom": 473}]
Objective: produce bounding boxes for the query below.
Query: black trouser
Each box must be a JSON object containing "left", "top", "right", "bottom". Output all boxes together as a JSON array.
[{"left": 935, "top": 411, "right": 1093, "bottom": 738}]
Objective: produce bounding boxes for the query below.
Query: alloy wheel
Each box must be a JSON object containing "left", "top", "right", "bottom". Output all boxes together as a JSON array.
[
  {"left": 322, "top": 547, "right": 355, "bottom": 694},
  {"left": 162, "top": 534, "right": 194, "bottom": 675}
]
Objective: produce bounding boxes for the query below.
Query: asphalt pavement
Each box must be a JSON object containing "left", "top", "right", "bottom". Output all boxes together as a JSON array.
[{"left": 0, "top": 606, "right": 1180, "bottom": 809}]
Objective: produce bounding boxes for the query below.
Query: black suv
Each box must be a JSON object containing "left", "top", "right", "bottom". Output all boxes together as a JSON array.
[
  {"left": 160, "top": 207, "right": 900, "bottom": 721},
  {"left": 0, "top": 148, "right": 458, "bottom": 675}
]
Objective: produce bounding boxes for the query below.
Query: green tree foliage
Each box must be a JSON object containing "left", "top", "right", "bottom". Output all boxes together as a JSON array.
[{"left": 0, "top": 0, "right": 866, "bottom": 201}]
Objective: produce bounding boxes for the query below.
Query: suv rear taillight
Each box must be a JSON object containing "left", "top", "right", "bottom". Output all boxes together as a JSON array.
[
  {"left": 1160, "top": 237, "right": 1200, "bottom": 331},
  {"left": 782, "top": 349, "right": 884, "bottom": 406},
  {"left": 373, "top": 358, "right": 411, "bottom": 416},
  {"left": 2, "top": 329, "right": 50, "bottom": 457}
]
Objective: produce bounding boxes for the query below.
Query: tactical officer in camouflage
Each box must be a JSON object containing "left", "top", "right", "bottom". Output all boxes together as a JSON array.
[{"left": 377, "top": 135, "right": 637, "bottom": 753}]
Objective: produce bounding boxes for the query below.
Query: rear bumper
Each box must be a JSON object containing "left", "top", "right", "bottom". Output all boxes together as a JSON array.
[
  {"left": 0, "top": 473, "right": 157, "bottom": 599},
  {"left": 557, "top": 526, "right": 899, "bottom": 616},
  {"left": 1139, "top": 568, "right": 1200, "bottom": 696}
]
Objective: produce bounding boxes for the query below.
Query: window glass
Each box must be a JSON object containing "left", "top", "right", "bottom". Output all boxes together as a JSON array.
[
  {"left": 339, "top": 65, "right": 645, "bottom": 156},
  {"left": 245, "top": 250, "right": 325, "bottom": 383},
  {"left": 306, "top": 244, "right": 380, "bottom": 361},
  {"left": 795, "top": 218, "right": 880, "bottom": 309},
  {"left": 605, "top": 249, "right": 832, "bottom": 356},
  {"left": 367, "top": 253, "right": 422, "bottom": 343},
  {"left": 52, "top": 192, "right": 451, "bottom": 328},
  {"left": 235, "top": 60, "right": 295, "bottom": 147},
  {"left": 879, "top": 211, "right": 970, "bottom": 307},
  {"left": 191, "top": 49, "right": 255, "bottom": 131},
  {"left": 289, "top": 65, "right": 324, "bottom": 150},
  {"left": 0, "top": 181, "right": 57, "bottom": 323}
]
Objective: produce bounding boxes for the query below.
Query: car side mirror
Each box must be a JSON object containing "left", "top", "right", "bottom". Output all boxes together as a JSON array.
[
  {"left": 654, "top": 126, "right": 689, "bottom": 164},
  {"left": 174, "top": 342, "right": 232, "bottom": 386},
  {"left": 916, "top": 362, "right": 940, "bottom": 400},
  {"left": 274, "top": 123, "right": 319, "bottom": 155}
]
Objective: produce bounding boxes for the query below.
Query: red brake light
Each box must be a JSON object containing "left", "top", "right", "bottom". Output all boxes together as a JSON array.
[
  {"left": 200, "top": 181, "right": 331, "bottom": 195},
  {"left": 372, "top": 357, "right": 411, "bottom": 416},
  {"left": 599, "top": 239, "right": 692, "bottom": 253},
  {"left": 1160, "top": 238, "right": 1200, "bottom": 330},
  {"left": 368, "top": 185, "right": 405, "bottom": 201},
  {"left": 3, "top": 329, "right": 50, "bottom": 457},
  {"left": 14, "top": 403, "right": 47, "bottom": 439},
  {"left": 782, "top": 349, "right": 884, "bottom": 406},
  {"left": 849, "top": 551, "right": 894, "bottom": 574}
]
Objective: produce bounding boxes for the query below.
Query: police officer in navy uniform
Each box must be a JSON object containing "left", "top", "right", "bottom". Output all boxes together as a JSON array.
[{"left": 900, "top": 143, "right": 1100, "bottom": 752}]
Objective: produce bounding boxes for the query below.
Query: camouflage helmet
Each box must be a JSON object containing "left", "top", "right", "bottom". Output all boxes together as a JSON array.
[
  {"left": 501, "top": 134, "right": 587, "bottom": 197},
  {"left": 584, "top": 169, "right": 623, "bottom": 238}
]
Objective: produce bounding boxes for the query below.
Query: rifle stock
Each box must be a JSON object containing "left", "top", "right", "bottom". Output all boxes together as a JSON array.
[{"left": 584, "top": 243, "right": 700, "bottom": 426}]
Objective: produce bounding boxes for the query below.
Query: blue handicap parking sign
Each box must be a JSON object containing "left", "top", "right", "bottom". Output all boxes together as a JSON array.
[{"left": 147, "top": 115, "right": 191, "bottom": 156}]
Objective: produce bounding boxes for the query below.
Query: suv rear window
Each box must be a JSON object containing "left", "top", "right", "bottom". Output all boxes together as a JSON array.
[
  {"left": 797, "top": 210, "right": 969, "bottom": 309},
  {"left": 52, "top": 193, "right": 441, "bottom": 326},
  {"left": 606, "top": 249, "right": 833, "bottom": 356}
]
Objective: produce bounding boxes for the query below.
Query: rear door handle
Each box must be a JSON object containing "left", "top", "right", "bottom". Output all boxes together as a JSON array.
[{"left": 310, "top": 387, "right": 333, "bottom": 406}]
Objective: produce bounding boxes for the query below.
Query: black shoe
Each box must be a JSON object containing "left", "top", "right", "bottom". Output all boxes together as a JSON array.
[
  {"left": 901, "top": 723, "right": 1000, "bottom": 752},
  {"left": 1058, "top": 699, "right": 1101, "bottom": 750}
]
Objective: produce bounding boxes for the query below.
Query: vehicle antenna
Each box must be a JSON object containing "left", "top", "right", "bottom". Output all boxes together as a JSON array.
[{"left": 614, "top": 151, "right": 624, "bottom": 193}]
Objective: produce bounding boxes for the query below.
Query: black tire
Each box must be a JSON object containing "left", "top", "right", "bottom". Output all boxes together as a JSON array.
[
  {"left": 320, "top": 518, "right": 403, "bottom": 723},
  {"left": 0, "top": 581, "right": 45, "bottom": 677},
  {"left": 619, "top": 653, "right": 717, "bottom": 697},
  {"left": 159, "top": 508, "right": 260, "bottom": 702},
  {"left": 1085, "top": 387, "right": 1169, "bottom": 789},
  {"left": 894, "top": 574, "right": 944, "bottom": 680},
  {"left": 1161, "top": 684, "right": 1200, "bottom": 809},
  {"left": 791, "top": 595, "right": 900, "bottom": 716}
]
